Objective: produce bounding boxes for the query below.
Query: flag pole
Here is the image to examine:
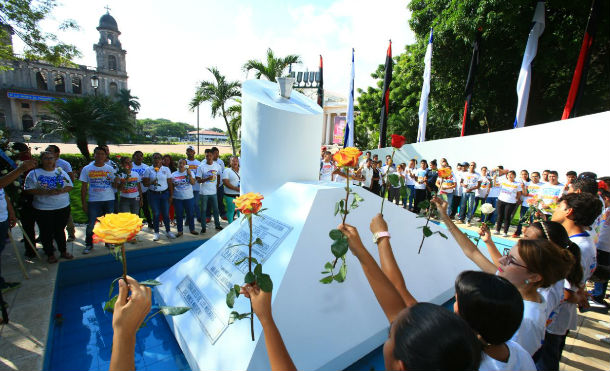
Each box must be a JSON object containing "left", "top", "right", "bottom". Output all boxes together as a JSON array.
[
  {"left": 378, "top": 40, "right": 392, "bottom": 148},
  {"left": 461, "top": 28, "right": 482, "bottom": 137}
]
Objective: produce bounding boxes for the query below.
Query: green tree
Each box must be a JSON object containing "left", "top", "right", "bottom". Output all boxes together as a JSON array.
[
  {"left": 39, "top": 95, "right": 132, "bottom": 160},
  {"left": 355, "top": 0, "right": 609, "bottom": 148},
  {"left": 243, "top": 48, "right": 301, "bottom": 82},
  {"left": 226, "top": 98, "right": 241, "bottom": 141},
  {"left": 117, "top": 89, "right": 141, "bottom": 113},
  {"left": 190, "top": 67, "right": 240, "bottom": 155},
  {"left": 0, "top": 0, "right": 80, "bottom": 68}
]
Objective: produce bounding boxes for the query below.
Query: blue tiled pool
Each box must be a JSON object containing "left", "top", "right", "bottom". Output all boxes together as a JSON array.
[{"left": 44, "top": 229, "right": 516, "bottom": 371}]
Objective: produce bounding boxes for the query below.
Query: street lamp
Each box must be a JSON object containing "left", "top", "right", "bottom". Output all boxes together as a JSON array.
[{"left": 91, "top": 75, "right": 99, "bottom": 96}]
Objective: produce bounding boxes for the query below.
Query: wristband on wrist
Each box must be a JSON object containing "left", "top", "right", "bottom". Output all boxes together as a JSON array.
[{"left": 373, "top": 231, "right": 391, "bottom": 244}]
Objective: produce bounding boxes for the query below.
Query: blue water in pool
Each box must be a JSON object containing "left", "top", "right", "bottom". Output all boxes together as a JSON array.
[{"left": 45, "top": 230, "right": 515, "bottom": 371}]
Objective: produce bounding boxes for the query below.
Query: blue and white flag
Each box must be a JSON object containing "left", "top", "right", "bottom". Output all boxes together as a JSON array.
[
  {"left": 417, "top": 29, "right": 433, "bottom": 143},
  {"left": 344, "top": 48, "right": 355, "bottom": 148},
  {"left": 513, "top": 1, "right": 545, "bottom": 129}
]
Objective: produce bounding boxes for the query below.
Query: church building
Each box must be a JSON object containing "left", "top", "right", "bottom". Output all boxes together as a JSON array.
[{"left": 0, "top": 11, "right": 128, "bottom": 132}]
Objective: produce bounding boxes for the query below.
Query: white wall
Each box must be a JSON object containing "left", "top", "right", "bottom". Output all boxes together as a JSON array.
[{"left": 369, "top": 111, "right": 609, "bottom": 182}]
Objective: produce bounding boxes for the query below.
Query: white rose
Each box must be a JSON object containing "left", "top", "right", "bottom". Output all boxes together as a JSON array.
[
  {"left": 1, "top": 170, "right": 7, "bottom": 174},
  {"left": 480, "top": 203, "right": 495, "bottom": 215},
  {"left": 22, "top": 135, "right": 31, "bottom": 141},
  {"left": 4, "top": 150, "right": 12, "bottom": 156},
  {"left": 13, "top": 181, "right": 19, "bottom": 186},
  {"left": 0, "top": 130, "right": 3, "bottom": 136},
  {"left": 16, "top": 160, "right": 23, "bottom": 166}
]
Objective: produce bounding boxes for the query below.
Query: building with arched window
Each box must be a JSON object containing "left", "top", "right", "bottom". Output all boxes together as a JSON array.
[{"left": 0, "top": 11, "right": 129, "bottom": 131}]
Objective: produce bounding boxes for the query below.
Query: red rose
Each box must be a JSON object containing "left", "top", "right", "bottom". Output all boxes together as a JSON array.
[{"left": 391, "top": 134, "right": 406, "bottom": 149}]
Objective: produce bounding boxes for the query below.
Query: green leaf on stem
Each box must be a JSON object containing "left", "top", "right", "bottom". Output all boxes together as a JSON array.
[
  {"left": 257, "top": 274, "right": 273, "bottom": 292},
  {"left": 436, "top": 231, "right": 448, "bottom": 239},
  {"left": 108, "top": 277, "right": 120, "bottom": 298},
  {"left": 319, "top": 275, "right": 334, "bottom": 284},
  {"left": 334, "top": 201, "right": 341, "bottom": 216},
  {"left": 334, "top": 261, "right": 347, "bottom": 283},
  {"left": 244, "top": 271, "right": 255, "bottom": 284},
  {"left": 329, "top": 229, "right": 343, "bottom": 241},
  {"left": 234, "top": 257, "right": 247, "bottom": 266},
  {"left": 352, "top": 193, "right": 364, "bottom": 202},
  {"left": 104, "top": 294, "right": 118, "bottom": 313},
  {"left": 226, "top": 289, "right": 236, "bottom": 308},
  {"left": 228, "top": 311, "right": 250, "bottom": 324},
  {"left": 160, "top": 306, "right": 191, "bottom": 316},
  {"left": 350, "top": 198, "right": 359, "bottom": 210},
  {"left": 254, "top": 263, "right": 262, "bottom": 276},
  {"left": 253, "top": 238, "right": 263, "bottom": 246},
  {"left": 324, "top": 262, "right": 333, "bottom": 271},
  {"left": 422, "top": 226, "right": 433, "bottom": 237},
  {"left": 331, "top": 237, "right": 348, "bottom": 259},
  {"left": 139, "top": 279, "right": 162, "bottom": 287},
  {"left": 418, "top": 200, "right": 430, "bottom": 210},
  {"left": 399, "top": 187, "right": 407, "bottom": 199},
  {"left": 388, "top": 174, "right": 399, "bottom": 187}
]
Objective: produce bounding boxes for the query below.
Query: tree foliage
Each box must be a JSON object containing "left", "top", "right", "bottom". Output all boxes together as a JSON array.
[
  {"left": 0, "top": 0, "right": 80, "bottom": 68},
  {"left": 243, "top": 48, "right": 301, "bottom": 82},
  {"left": 39, "top": 95, "right": 133, "bottom": 160},
  {"left": 355, "top": 0, "right": 610, "bottom": 149},
  {"left": 135, "top": 118, "right": 195, "bottom": 140}
]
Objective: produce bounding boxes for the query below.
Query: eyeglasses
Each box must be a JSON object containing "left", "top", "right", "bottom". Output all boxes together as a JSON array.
[{"left": 502, "top": 248, "right": 528, "bottom": 269}]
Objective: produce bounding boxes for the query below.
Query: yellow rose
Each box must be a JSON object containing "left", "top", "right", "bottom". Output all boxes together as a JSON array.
[
  {"left": 332, "top": 147, "right": 362, "bottom": 168},
  {"left": 234, "top": 192, "right": 264, "bottom": 215},
  {"left": 438, "top": 167, "right": 452, "bottom": 179},
  {"left": 93, "top": 213, "right": 143, "bottom": 244}
]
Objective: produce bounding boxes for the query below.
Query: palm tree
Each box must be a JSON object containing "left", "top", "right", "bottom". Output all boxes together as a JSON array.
[
  {"left": 190, "top": 67, "right": 240, "bottom": 155},
  {"left": 117, "top": 89, "right": 141, "bottom": 113},
  {"left": 242, "top": 48, "right": 301, "bottom": 82},
  {"left": 226, "top": 98, "right": 241, "bottom": 141}
]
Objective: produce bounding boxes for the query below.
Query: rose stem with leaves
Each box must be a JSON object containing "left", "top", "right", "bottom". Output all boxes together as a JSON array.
[
  {"left": 418, "top": 178, "right": 443, "bottom": 254},
  {"left": 247, "top": 215, "right": 255, "bottom": 341},
  {"left": 333, "top": 168, "right": 350, "bottom": 268},
  {"left": 380, "top": 149, "right": 396, "bottom": 215}
]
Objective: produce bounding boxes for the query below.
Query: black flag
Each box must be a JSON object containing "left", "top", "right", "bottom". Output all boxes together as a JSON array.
[
  {"left": 378, "top": 40, "right": 392, "bottom": 148},
  {"left": 461, "top": 28, "right": 482, "bottom": 136}
]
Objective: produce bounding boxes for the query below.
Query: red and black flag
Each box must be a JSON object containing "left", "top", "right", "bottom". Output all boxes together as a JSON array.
[
  {"left": 561, "top": 0, "right": 600, "bottom": 120},
  {"left": 461, "top": 28, "right": 482, "bottom": 136},
  {"left": 317, "top": 55, "right": 324, "bottom": 107},
  {"left": 378, "top": 40, "right": 392, "bottom": 148}
]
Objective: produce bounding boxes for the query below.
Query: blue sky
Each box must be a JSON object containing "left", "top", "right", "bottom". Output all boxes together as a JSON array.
[{"left": 26, "top": 0, "right": 414, "bottom": 128}]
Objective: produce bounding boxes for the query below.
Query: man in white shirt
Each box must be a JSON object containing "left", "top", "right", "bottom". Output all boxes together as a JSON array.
[
  {"left": 185, "top": 146, "right": 202, "bottom": 222},
  {"left": 539, "top": 170, "right": 565, "bottom": 214},
  {"left": 46, "top": 144, "right": 76, "bottom": 242},
  {"left": 211, "top": 147, "right": 226, "bottom": 220},
  {"left": 80, "top": 147, "right": 116, "bottom": 254},
  {"left": 450, "top": 163, "right": 466, "bottom": 219},
  {"left": 196, "top": 149, "right": 223, "bottom": 234},
  {"left": 458, "top": 162, "right": 482, "bottom": 225}
]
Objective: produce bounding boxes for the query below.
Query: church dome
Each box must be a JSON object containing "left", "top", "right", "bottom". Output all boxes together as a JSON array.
[{"left": 98, "top": 13, "right": 119, "bottom": 32}]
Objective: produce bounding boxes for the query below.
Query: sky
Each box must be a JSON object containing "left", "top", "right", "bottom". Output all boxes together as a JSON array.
[{"left": 26, "top": 0, "right": 415, "bottom": 129}]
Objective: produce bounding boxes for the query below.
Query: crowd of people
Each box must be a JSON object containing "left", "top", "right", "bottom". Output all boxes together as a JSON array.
[
  {"left": 0, "top": 144, "right": 240, "bottom": 295},
  {"left": 0, "top": 142, "right": 607, "bottom": 370}
]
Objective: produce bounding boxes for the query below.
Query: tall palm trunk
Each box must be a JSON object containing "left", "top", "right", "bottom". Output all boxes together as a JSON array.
[
  {"left": 76, "top": 137, "right": 90, "bottom": 161},
  {"left": 221, "top": 106, "right": 236, "bottom": 155}
]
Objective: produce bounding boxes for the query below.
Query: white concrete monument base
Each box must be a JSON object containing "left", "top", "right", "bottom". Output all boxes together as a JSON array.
[{"left": 155, "top": 182, "right": 482, "bottom": 371}]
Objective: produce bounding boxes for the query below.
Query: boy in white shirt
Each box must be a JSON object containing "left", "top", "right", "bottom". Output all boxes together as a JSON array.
[
  {"left": 185, "top": 146, "right": 201, "bottom": 222},
  {"left": 319, "top": 151, "right": 335, "bottom": 182},
  {"left": 196, "top": 149, "right": 223, "bottom": 233}
]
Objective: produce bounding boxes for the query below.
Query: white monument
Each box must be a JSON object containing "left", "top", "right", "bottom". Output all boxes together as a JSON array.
[{"left": 155, "top": 80, "right": 485, "bottom": 371}]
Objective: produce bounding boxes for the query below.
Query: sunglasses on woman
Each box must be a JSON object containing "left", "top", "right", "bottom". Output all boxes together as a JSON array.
[{"left": 502, "top": 248, "right": 528, "bottom": 269}]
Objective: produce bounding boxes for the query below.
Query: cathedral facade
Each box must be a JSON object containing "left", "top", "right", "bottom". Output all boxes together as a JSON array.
[{"left": 0, "top": 12, "right": 128, "bottom": 132}]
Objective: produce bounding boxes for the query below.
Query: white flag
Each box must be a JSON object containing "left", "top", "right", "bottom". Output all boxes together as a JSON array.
[
  {"left": 513, "top": 2, "right": 545, "bottom": 128},
  {"left": 344, "top": 48, "right": 355, "bottom": 148},
  {"left": 417, "top": 29, "right": 433, "bottom": 143}
]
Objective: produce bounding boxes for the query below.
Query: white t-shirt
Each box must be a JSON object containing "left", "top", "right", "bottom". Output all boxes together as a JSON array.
[
  {"left": 454, "top": 171, "right": 464, "bottom": 196},
  {"left": 461, "top": 172, "right": 481, "bottom": 193},
  {"left": 479, "top": 341, "right": 536, "bottom": 371},
  {"left": 439, "top": 172, "right": 456, "bottom": 194},
  {"left": 131, "top": 163, "right": 149, "bottom": 193},
  {"left": 0, "top": 188, "right": 7, "bottom": 222},
  {"left": 119, "top": 171, "right": 141, "bottom": 199},
  {"left": 498, "top": 179, "right": 521, "bottom": 204},
  {"left": 511, "top": 298, "right": 547, "bottom": 355},
  {"left": 319, "top": 161, "right": 335, "bottom": 181},
  {"left": 404, "top": 168, "right": 416, "bottom": 186},
  {"left": 381, "top": 165, "right": 400, "bottom": 188},
  {"left": 539, "top": 280, "right": 564, "bottom": 331},
  {"left": 144, "top": 166, "right": 172, "bottom": 192},
  {"left": 197, "top": 162, "right": 222, "bottom": 195},
  {"left": 539, "top": 183, "right": 565, "bottom": 211},
  {"left": 414, "top": 168, "right": 427, "bottom": 190},
  {"left": 360, "top": 167, "right": 373, "bottom": 188},
  {"left": 216, "top": 158, "right": 225, "bottom": 175},
  {"left": 477, "top": 175, "right": 492, "bottom": 198},
  {"left": 185, "top": 159, "right": 201, "bottom": 191},
  {"left": 521, "top": 181, "right": 545, "bottom": 207},
  {"left": 547, "top": 233, "right": 596, "bottom": 335},
  {"left": 593, "top": 206, "right": 610, "bottom": 253},
  {"left": 171, "top": 170, "right": 195, "bottom": 200},
  {"left": 79, "top": 163, "right": 116, "bottom": 202},
  {"left": 56, "top": 158, "right": 73, "bottom": 174},
  {"left": 25, "top": 168, "right": 73, "bottom": 210},
  {"left": 222, "top": 168, "right": 240, "bottom": 195},
  {"left": 488, "top": 176, "right": 501, "bottom": 198}
]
